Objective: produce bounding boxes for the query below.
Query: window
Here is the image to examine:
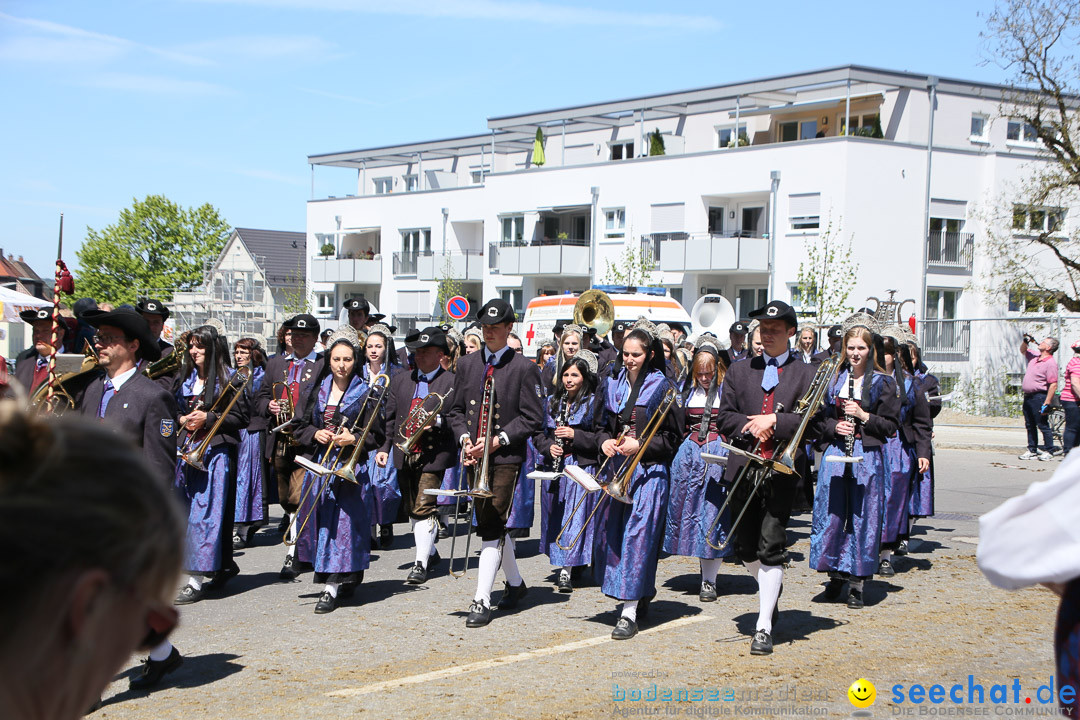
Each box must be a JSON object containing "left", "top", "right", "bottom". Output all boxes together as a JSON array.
[
  {"left": 401, "top": 229, "right": 431, "bottom": 255},
  {"left": 970, "top": 114, "right": 988, "bottom": 141},
  {"left": 605, "top": 208, "right": 625, "bottom": 238},
  {"left": 470, "top": 171, "right": 483, "bottom": 184},
  {"left": 839, "top": 113, "right": 881, "bottom": 137},
  {"left": 668, "top": 287, "right": 683, "bottom": 306},
  {"left": 925, "top": 288, "right": 960, "bottom": 320},
  {"left": 1009, "top": 290, "right": 1058, "bottom": 313},
  {"left": 315, "top": 292, "right": 334, "bottom": 315},
  {"left": 404, "top": 174, "right": 419, "bottom": 192},
  {"left": 788, "top": 193, "right": 821, "bottom": 231},
  {"left": 716, "top": 123, "right": 748, "bottom": 148},
  {"left": 779, "top": 120, "right": 817, "bottom": 143},
  {"left": 708, "top": 207, "right": 724, "bottom": 235},
  {"left": 1013, "top": 205, "right": 1065, "bottom": 234},
  {"left": 789, "top": 283, "right": 818, "bottom": 313},
  {"left": 610, "top": 140, "right": 634, "bottom": 161},
  {"left": 501, "top": 215, "right": 525, "bottom": 245},
  {"left": 499, "top": 288, "right": 523, "bottom": 315},
  {"left": 737, "top": 288, "right": 768, "bottom": 315},
  {"left": 373, "top": 177, "right": 392, "bottom": 195},
  {"left": 1007, "top": 119, "right": 1038, "bottom": 143}
]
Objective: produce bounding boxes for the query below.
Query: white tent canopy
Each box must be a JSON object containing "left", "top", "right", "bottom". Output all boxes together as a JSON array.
[{"left": 0, "top": 286, "right": 52, "bottom": 323}]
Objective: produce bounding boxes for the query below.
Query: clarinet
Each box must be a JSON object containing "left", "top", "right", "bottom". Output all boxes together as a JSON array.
[
  {"left": 844, "top": 368, "right": 858, "bottom": 459},
  {"left": 553, "top": 394, "right": 570, "bottom": 473}
]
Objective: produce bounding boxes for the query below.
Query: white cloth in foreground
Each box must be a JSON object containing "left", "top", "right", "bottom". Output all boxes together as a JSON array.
[{"left": 977, "top": 449, "right": 1080, "bottom": 590}]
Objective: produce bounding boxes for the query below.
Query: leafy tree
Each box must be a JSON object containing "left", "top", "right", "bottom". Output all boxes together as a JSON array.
[
  {"left": 602, "top": 242, "right": 659, "bottom": 287},
  {"left": 76, "top": 195, "right": 231, "bottom": 305},
  {"left": 279, "top": 256, "right": 310, "bottom": 317},
  {"left": 435, "top": 256, "right": 465, "bottom": 322},
  {"left": 979, "top": 0, "right": 1080, "bottom": 311},
  {"left": 795, "top": 214, "right": 859, "bottom": 325}
]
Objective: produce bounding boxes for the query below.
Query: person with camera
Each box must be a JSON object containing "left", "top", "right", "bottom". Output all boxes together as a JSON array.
[{"left": 1019, "top": 333, "right": 1059, "bottom": 461}]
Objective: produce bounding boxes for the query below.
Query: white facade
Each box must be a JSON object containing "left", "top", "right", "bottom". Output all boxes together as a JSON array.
[{"left": 306, "top": 65, "right": 1078, "bottom": 391}]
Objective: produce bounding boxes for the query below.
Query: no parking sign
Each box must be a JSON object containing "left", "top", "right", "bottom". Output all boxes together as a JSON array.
[{"left": 446, "top": 296, "right": 470, "bottom": 320}]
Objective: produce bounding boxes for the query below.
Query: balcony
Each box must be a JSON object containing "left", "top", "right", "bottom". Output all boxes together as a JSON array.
[
  {"left": 489, "top": 237, "right": 590, "bottom": 276},
  {"left": 417, "top": 250, "right": 484, "bottom": 282},
  {"left": 926, "top": 232, "right": 974, "bottom": 273},
  {"left": 921, "top": 319, "right": 971, "bottom": 361},
  {"left": 311, "top": 255, "right": 382, "bottom": 284},
  {"left": 393, "top": 251, "right": 420, "bottom": 277},
  {"left": 649, "top": 232, "right": 769, "bottom": 273}
]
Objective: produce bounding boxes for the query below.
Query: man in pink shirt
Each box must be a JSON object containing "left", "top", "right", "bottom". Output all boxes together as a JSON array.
[{"left": 1020, "top": 334, "right": 1059, "bottom": 461}]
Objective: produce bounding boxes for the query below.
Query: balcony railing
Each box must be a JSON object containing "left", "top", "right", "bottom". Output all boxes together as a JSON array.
[
  {"left": 392, "top": 314, "right": 434, "bottom": 336},
  {"left": 921, "top": 319, "right": 971, "bottom": 359},
  {"left": 491, "top": 237, "right": 590, "bottom": 276},
  {"left": 926, "top": 232, "right": 974, "bottom": 272},
  {"left": 648, "top": 231, "right": 769, "bottom": 273},
  {"left": 417, "top": 250, "right": 484, "bottom": 282},
  {"left": 311, "top": 255, "right": 382, "bottom": 284},
  {"left": 393, "top": 251, "right": 420, "bottom": 276}
]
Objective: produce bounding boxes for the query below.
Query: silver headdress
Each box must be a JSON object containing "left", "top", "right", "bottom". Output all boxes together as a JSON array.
[
  {"left": 629, "top": 316, "right": 658, "bottom": 340},
  {"left": 841, "top": 312, "right": 880, "bottom": 336},
  {"left": 326, "top": 324, "right": 360, "bottom": 350},
  {"left": 879, "top": 324, "right": 907, "bottom": 343},
  {"left": 694, "top": 333, "right": 722, "bottom": 354},
  {"left": 367, "top": 323, "right": 393, "bottom": 338},
  {"left": 573, "top": 348, "right": 599, "bottom": 375},
  {"left": 239, "top": 332, "right": 268, "bottom": 349},
  {"left": 561, "top": 323, "right": 586, "bottom": 339}
]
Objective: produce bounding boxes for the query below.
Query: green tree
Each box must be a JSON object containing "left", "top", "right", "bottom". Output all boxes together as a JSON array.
[
  {"left": 979, "top": 0, "right": 1080, "bottom": 311},
  {"left": 602, "top": 242, "right": 658, "bottom": 287},
  {"left": 649, "top": 128, "right": 666, "bottom": 156},
  {"left": 434, "top": 256, "right": 466, "bottom": 322},
  {"left": 796, "top": 214, "right": 859, "bottom": 325},
  {"left": 76, "top": 195, "right": 231, "bottom": 305},
  {"left": 279, "top": 256, "right": 310, "bottom": 317}
]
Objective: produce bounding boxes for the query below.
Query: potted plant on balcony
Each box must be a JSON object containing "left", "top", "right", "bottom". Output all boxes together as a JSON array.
[
  {"left": 557, "top": 231, "right": 569, "bottom": 244},
  {"left": 649, "top": 128, "right": 666, "bottom": 156},
  {"left": 319, "top": 242, "right": 335, "bottom": 257}
]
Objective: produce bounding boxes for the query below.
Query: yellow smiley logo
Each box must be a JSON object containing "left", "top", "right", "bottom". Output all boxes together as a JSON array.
[{"left": 848, "top": 678, "right": 876, "bottom": 708}]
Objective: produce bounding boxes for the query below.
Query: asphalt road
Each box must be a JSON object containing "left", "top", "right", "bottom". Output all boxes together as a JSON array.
[{"left": 93, "top": 448, "right": 1069, "bottom": 720}]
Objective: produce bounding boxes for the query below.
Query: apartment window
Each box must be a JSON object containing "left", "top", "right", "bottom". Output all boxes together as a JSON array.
[
  {"left": 605, "top": 208, "right": 626, "bottom": 238},
  {"left": 610, "top": 140, "right": 634, "bottom": 161},
  {"left": 315, "top": 292, "right": 334, "bottom": 313},
  {"left": 373, "top": 177, "right": 392, "bottom": 195},
  {"left": 501, "top": 215, "right": 525, "bottom": 245},
  {"left": 716, "top": 123, "right": 748, "bottom": 148},
  {"left": 970, "top": 114, "right": 988, "bottom": 142},
  {"left": 839, "top": 113, "right": 881, "bottom": 137},
  {"left": 779, "top": 120, "right": 817, "bottom": 143},
  {"left": 788, "top": 192, "right": 821, "bottom": 231},
  {"left": 404, "top": 174, "right": 419, "bottom": 192},
  {"left": 737, "top": 288, "right": 768, "bottom": 315},
  {"left": 925, "top": 288, "right": 960, "bottom": 320},
  {"left": 1013, "top": 205, "right": 1065, "bottom": 234},
  {"left": 401, "top": 229, "right": 431, "bottom": 255},
  {"left": 499, "top": 288, "right": 524, "bottom": 315},
  {"left": 789, "top": 283, "right": 818, "bottom": 313},
  {"left": 1007, "top": 119, "right": 1038, "bottom": 143},
  {"left": 1009, "top": 289, "right": 1058, "bottom": 313},
  {"left": 708, "top": 207, "right": 724, "bottom": 234},
  {"left": 470, "top": 171, "right": 483, "bottom": 184}
]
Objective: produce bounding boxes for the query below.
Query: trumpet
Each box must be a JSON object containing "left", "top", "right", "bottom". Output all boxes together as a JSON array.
[
  {"left": 555, "top": 383, "right": 678, "bottom": 551},
  {"left": 178, "top": 366, "right": 252, "bottom": 471},
  {"left": 271, "top": 381, "right": 298, "bottom": 459},
  {"left": 395, "top": 387, "right": 453, "bottom": 455}
]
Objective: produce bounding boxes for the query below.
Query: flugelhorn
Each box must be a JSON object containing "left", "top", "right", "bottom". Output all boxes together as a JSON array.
[
  {"left": 178, "top": 366, "right": 252, "bottom": 471},
  {"left": 395, "top": 387, "right": 453, "bottom": 455}
]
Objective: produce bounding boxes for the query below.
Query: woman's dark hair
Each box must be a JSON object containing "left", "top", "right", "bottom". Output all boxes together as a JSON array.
[
  {"left": 276, "top": 323, "right": 289, "bottom": 355},
  {"left": 234, "top": 337, "right": 266, "bottom": 368},
  {"left": 180, "top": 325, "right": 233, "bottom": 408},
  {"left": 624, "top": 330, "right": 667, "bottom": 373},
  {"left": 554, "top": 355, "right": 597, "bottom": 402},
  {"left": 364, "top": 328, "right": 399, "bottom": 368},
  {"left": 879, "top": 335, "right": 908, "bottom": 404}
]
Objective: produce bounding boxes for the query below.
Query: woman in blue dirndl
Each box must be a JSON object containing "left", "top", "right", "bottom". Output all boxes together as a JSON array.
[
  {"left": 902, "top": 340, "right": 941, "bottom": 552},
  {"left": 593, "top": 322, "right": 682, "bottom": 640},
  {"left": 291, "top": 328, "right": 384, "bottom": 614},
  {"left": 534, "top": 350, "right": 606, "bottom": 593},
  {"left": 360, "top": 323, "right": 402, "bottom": 550},
  {"left": 173, "top": 325, "right": 249, "bottom": 605},
  {"left": 232, "top": 336, "right": 268, "bottom": 549},
  {"left": 810, "top": 316, "right": 900, "bottom": 609},
  {"left": 663, "top": 336, "right": 732, "bottom": 602}
]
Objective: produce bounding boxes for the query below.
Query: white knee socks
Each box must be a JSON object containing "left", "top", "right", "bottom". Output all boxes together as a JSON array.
[
  {"left": 324, "top": 582, "right": 339, "bottom": 598},
  {"left": 756, "top": 564, "right": 783, "bottom": 633},
  {"left": 501, "top": 534, "right": 522, "bottom": 586},
  {"left": 187, "top": 575, "right": 202, "bottom": 591},
  {"left": 412, "top": 517, "right": 437, "bottom": 567},
  {"left": 621, "top": 599, "right": 639, "bottom": 622},
  {"left": 474, "top": 539, "right": 501, "bottom": 606},
  {"left": 700, "top": 558, "right": 722, "bottom": 584},
  {"left": 148, "top": 640, "right": 173, "bottom": 662}
]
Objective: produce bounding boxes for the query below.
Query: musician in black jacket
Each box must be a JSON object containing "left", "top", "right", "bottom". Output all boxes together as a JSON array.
[
  {"left": 715, "top": 301, "right": 824, "bottom": 656},
  {"left": 377, "top": 327, "right": 457, "bottom": 585},
  {"left": 14, "top": 308, "right": 67, "bottom": 397},
  {"left": 136, "top": 298, "right": 177, "bottom": 391},
  {"left": 447, "top": 299, "right": 544, "bottom": 629},
  {"left": 253, "top": 314, "right": 325, "bottom": 579}
]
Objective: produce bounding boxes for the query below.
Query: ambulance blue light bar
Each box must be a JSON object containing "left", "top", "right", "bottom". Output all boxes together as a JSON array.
[{"left": 591, "top": 285, "right": 667, "bottom": 297}]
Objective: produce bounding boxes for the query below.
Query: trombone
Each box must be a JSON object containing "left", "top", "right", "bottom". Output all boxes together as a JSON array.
[
  {"left": 287, "top": 373, "right": 390, "bottom": 545},
  {"left": 703, "top": 352, "right": 842, "bottom": 551},
  {"left": 554, "top": 384, "right": 678, "bottom": 552},
  {"left": 178, "top": 366, "right": 253, "bottom": 471}
]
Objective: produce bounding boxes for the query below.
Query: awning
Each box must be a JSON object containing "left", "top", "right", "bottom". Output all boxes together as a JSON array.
[
  {"left": 730, "top": 92, "right": 883, "bottom": 119},
  {"left": 0, "top": 286, "right": 52, "bottom": 323}
]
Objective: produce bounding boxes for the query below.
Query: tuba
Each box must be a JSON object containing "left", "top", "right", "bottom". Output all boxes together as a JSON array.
[
  {"left": 573, "top": 289, "right": 615, "bottom": 338},
  {"left": 29, "top": 340, "right": 100, "bottom": 415}
]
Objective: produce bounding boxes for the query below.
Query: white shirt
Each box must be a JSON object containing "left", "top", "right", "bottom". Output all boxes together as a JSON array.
[
  {"left": 763, "top": 349, "right": 790, "bottom": 367},
  {"left": 292, "top": 349, "right": 319, "bottom": 364},
  {"left": 483, "top": 345, "right": 512, "bottom": 365},
  {"left": 108, "top": 365, "right": 139, "bottom": 392},
  {"left": 687, "top": 386, "right": 722, "bottom": 409}
]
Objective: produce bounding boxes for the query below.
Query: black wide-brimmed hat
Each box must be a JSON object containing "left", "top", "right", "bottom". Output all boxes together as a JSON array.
[
  {"left": 284, "top": 314, "right": 320, "bottom": 334},
  {"left": 82, "top": 308, "right": 162, "bottom": 362},
  {"left": 19, "top": 307, "right": 62, "bottom": 325},
  {"left": 476, "top": 299, "right": 515, "bottom": 325},
  {"left": 405, "top": 327, "right": 450, "bottom": 353},
  {"left": 135, "top": 298, "right": 170, "bottom": 319},
  {"left": 748, "top": 301, "right": 798, "bottom": 329}
]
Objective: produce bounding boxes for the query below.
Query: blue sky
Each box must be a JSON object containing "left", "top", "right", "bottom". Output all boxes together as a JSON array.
[{"left": 1, "top": 0, "right": 1008, "bottom": 284}]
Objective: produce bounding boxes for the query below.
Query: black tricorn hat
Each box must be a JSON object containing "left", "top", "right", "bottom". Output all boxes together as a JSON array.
[
  {"left": 20, "top": 307, "right": 62, "bottom": 325},
  {"left": 82, "top": 309, "right": 162, "bottom": 362}
]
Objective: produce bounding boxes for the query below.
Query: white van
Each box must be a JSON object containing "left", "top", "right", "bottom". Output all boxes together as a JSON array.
[{"left": 519, "top": 286, "right": 692, "bottom": 357}]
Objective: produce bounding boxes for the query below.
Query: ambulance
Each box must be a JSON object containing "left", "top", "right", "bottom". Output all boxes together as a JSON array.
[{"left": 518, "top": 286, "right": 693, "bottom": 357}]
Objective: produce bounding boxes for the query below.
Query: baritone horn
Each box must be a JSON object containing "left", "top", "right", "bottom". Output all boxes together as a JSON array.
[{"left": 573, "top": 289, "right": 615, "bottom": 338}]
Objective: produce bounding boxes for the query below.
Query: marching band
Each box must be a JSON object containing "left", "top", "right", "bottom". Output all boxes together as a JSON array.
[{"left": 9, "top": 287, "right": 945, "bottom": 687}]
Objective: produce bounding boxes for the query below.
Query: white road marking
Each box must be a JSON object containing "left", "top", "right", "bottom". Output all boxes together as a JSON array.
[{"left": 327, "top": 614, "right": 713, "bottom": 698}]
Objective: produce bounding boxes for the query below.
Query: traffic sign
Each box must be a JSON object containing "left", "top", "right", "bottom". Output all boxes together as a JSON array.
[{"left": 446, "top": 296, "right": 470, "bottom": 320}]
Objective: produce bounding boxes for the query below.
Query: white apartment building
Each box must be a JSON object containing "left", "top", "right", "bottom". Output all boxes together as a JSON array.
[{"left": 306, "top": 65, "right": 1078, "bottom": 399}]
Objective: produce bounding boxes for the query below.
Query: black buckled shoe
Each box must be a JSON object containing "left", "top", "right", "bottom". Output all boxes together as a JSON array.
[
  {"left": 174, "top": 584, "right": 204, "bottom": 605},
  {"left": 496, "top": 580, "right": 528, "bottom": 610},
  {"left": 314, "top": 590, "right": 337, "bottom": 614},
  {"left": 611, "top": 617, "right": 638, "bottom": 640},
  {"left": 878, "top": 559, "right": 896, "bottom": 577},
  {"left": 379, "top": 524, "right": 394, "bottom": 549},
  {"left": 129, "top": 646, "right": 183, "bottom": 690},
  {"left": 823, "top": 578, "right": 845, "bottom": 601},
  {"left": 232, "top": 533, "right": 246, "bottom": 550},
  {"left": 750, "top": 629, "right": 773, "bottom": 655},
  {"left": 437, "top": 519, "right": 451, "bottom": 540},
  {"left": 406, "top": 562, "right": 427, "bottom": 585},
  {"left": 895, "top": 539, "right": 909, "bottom": 556},
  {"left": 699, "top": 580, "right": 717, "bottom": 602},
  {"left": 847, "top": 588, "right": 864, "bottom": 609},
  {"left": 279, "top": 555, "right": 300, "bottom": 581},
  {"left": 465, "top": 600, "right": 492, "bottom": 628},
  {"left": 557, "top": 569, "right": 574, "bottom": 594}
]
